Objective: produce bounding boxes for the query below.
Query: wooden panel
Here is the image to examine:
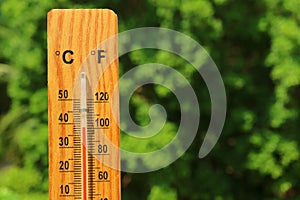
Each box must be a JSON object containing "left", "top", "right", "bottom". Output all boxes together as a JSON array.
[{"left": 48, "top": 9, "right": 120, "bottom": 200}]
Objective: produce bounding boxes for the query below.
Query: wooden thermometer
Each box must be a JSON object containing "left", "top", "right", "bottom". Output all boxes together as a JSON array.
[{"left": 48, "top": 9, "right": 120, "bottom": 200}]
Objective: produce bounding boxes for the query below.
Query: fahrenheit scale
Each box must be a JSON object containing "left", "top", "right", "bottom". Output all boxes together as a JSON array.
[{"left": 48, "top": 9, "right": 120, "bottom": 199}]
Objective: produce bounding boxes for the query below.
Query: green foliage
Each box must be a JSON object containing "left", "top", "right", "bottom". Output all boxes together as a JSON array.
[
  {"left": 148, "top": 185, "right": 177, "bottom": 200},
  {"left": 0, "top": 187, "right": 19, "bottom": 200},
  {"left": 0, "top": 0, "right": 299, "bottom": 199},
  {"left": 248, "top": 131, "right": 299, "bottom": 178},
  {"left": 0, "top": 166, "right": 42, "bottom": 193},
  {"left": 262, "top": 1, "right": 300, "bottom": 128}
]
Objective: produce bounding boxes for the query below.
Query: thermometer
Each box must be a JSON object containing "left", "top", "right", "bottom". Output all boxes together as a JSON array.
[{"left": 48, "top": 9, "right": 120, "bottom": 200}]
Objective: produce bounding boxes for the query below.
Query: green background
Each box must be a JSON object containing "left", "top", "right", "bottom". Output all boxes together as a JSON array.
[{"left": 0, "top": 0, "right": 300, "bottom": 199}]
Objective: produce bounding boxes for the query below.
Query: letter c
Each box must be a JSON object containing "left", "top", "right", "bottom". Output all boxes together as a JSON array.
[{"left": 62, "top": 50, "right": 74, "bottom": 64}]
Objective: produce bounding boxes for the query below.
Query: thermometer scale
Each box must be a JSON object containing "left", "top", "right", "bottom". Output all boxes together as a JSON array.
[{"left": 48, "top": 9, "right": 120, "bottom": 199}]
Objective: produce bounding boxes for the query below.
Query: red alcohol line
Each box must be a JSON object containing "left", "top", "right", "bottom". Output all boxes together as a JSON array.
[
  {"left": 82, "top": 127, "right": 88, "bottom": 200},
  {"left": 81, "top": 72, "right": 88, "bottom": 200}
]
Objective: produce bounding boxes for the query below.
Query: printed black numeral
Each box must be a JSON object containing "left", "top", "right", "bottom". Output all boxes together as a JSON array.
[
  {"left": 98, "top": 144, "right": 108, "bottom": 153},
  {"left": 95, "top": 92, "right": 109, "bottom": 101},
  {"left": 95, "top": 118, "right": 109, "bottom": 127},
  {"left": 59, "top": 137, "right": 69, "bottom": 146},
  {"left": 98, "top": 171, "right": 109, "bottom": 180},
  {"left": 59, "top": 161, "right": 69, "bottom": 170},
  {"left": 58, "top": 90, "right": 68, "bottom": 99},
  {"left": 59, "top": 113, "right": 69, "bottom": 122},
  {"left": 60, "top": 185, "right": 70, "bottom": 194}
]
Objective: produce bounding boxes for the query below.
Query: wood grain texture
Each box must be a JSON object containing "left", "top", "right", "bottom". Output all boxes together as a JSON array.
[{"left": 48, "top": 9, "right": 120, "bottom": 200}]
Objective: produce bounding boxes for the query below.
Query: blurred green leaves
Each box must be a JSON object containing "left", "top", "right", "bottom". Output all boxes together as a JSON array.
[
  {"left": 248, "top": 131, "right": 299, "bottom": 178},
  {"left": 148, "top": 185, "right": 177, "bottom": 200}
]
